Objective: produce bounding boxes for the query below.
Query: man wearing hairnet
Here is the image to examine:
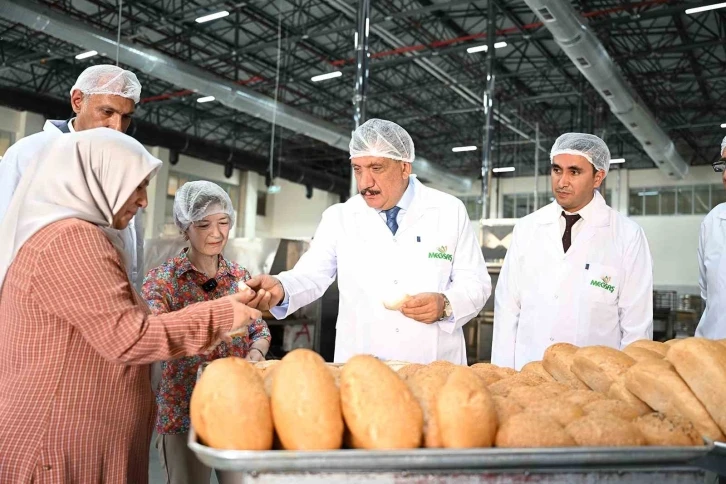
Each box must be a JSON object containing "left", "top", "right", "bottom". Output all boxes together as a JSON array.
[
  {"left": 492, "top": 133, "right": 654, "bottom": 370},
  {"left": 0, "top": 64, "right": 144, "bottom": 288},
  {"left": 247, "top": 118, "right": 491, "bottom": 364},
  {"left": 695, "top": 136, "right": 726, "bottom": 339}
]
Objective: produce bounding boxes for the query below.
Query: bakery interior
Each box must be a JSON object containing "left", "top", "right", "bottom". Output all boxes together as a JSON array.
[{"left": 2, "top": 0, "right": 726, "bottom": 482}]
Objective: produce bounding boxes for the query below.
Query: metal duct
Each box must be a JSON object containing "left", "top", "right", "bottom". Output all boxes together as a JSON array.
[
  {"left": 522, "top": 0, "right": 689, "bottom": 179},
  {"left": 2, "top": 0, "right": 473, "bottom": 194}
]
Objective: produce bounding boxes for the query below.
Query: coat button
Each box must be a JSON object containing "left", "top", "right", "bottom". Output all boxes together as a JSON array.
[
  {"left": 394, "top": 280, "right": 398, "bottom": 284},
  {"left": 550, "top": 338, "right": 554, "bottom": 342},
  {"left": 43, "top": 465, "right": 52, "bottom": 471},
  {"left": 396, "top": 328, "right": 400, "bottom": 333},
  {"left": 554, "top": 295, "right": 558, "bottom": 299}
]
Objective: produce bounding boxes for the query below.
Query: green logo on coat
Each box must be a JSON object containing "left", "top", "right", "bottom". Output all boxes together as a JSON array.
[
  {"left": 590, "top": 275, "right": 615, "bottom": 293},
  {"left": 429, "top": 245, "right": 453, "bottom": 262}
]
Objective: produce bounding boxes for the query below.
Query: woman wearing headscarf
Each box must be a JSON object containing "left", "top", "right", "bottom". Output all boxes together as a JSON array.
[
  {"left": 0, "top": 128, "right": 264, "bottom": 483},
  {"left": 142, "top": 180, "right": 271, "bottom": 484}
]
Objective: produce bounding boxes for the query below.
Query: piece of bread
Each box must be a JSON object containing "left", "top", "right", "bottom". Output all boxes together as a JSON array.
[
  {"left": 561, "top": 389, "right": 607, "bottom": 407},
  {"left": 495, "top": 413, "right": 575, "bottom": 448},
  {"left": 190, "top": 357, "right": 273, "bottom": 450},
  {"left": 623, "top": 346, "right": 664, "bottom": 362},
  {"left": 624, "top": 359, "right": 725, "bottom": 441},
  {"left": 633, "top": 413, "right": 703, "bottom": 447},
  {"left": 607, "top": 377, "right": 652, "bottom": 416},
  {"left": 469, "top": 366, "right": 502, "bottom": 386},
  {"left": 327, "top": 365, "right": 342, "bottom": 387},
  {"left": 436, "top": 367, "right": 497, "bottom": 448},
  {"left": 521, "top": 361, "right": 556, "bottom": 382},
  {"left": 492, "top": 395, "right": 523, "bottom": 424},
  {"left": 664, "top": 339, "right": 680, "bottom": 346},
  {"left": 524, "top": 396, "right": 584, "bottom": 426},
  {"left": 488, "top": 373, "right": 546, "bottom": 397},
  {"left": 626, "top": 340, "right": 669, "bottom": 357},
  {"left": 571, "top": 345, "right": 636, "bottom": 393},
  {"left": 427, "top": 360, "right": 457, "bottom": 374},
  {"left": 383, "top": 294, "right": 412, "bottom": 311},
  {"left": 397, "top": 363, "right": 425, "bottom": 379},
  {"left": 565, "top": 414, "right": 645, "bottom": 447},
  {"left": 383, "top": 360, "right": 412, "bottom": 372},
  {"left": 507, "top": 382, "right": 570, "bottom": 408},
  {"left": 666, "top": 337, "right": 726, "bottom": 435},
  {"left": 542, "top": 343, "right": 589, "bottom": 390},
  {"left": 716, "top": 339, "right": 726, "bottom": 351},
  {"left": 405, "top": 366, "right": 449, "bottom": 448},
  {"left": 341, "top": 355, "right": 423, "bottom": 449},
  {"left": 582, "top": 399, "right": 641, "bottom": 421},
  {"left": 270, "top": 349, "right": 343, "bottom": 450}
]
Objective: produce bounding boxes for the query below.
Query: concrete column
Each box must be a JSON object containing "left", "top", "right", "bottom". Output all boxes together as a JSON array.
[
  {"left": 144, "top": 146, "right": 170, "bottom": 239},
  {"left": 238, "top": 171, "right": 258, "bottom": 238}
]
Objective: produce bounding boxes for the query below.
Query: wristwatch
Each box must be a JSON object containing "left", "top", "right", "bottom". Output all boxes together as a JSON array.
[{"left": 439, "top": 294, "right": 453, "bottom": 321}]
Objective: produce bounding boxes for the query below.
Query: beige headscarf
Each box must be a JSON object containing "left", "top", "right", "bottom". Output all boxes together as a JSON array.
[{"left": 0, "top": 128, "right": 162, "bottom": 290}]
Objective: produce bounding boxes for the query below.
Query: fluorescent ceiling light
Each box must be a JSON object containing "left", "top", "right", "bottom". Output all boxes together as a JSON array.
[
  {"left": 75, "top": 50, "right": 98, "bottom": 60},
  {"left": 493, "top": 167, "right": 515, "bottom": 173},
  {"left": 267, "top": 185, "right": 281, "bottom": 194},
  {"left": 638, "top": 191, "right": 659, "bottom": 197},
  {"left": 721, "top": 123, "right": 726, "bottom": 128},
  {"left": 197, "top": 96, "right": 215, "bottom": 103},
  {"left": 466, "top": 41, "right": 508, "bottom": 54},
  {"left": 685, "top": 2, "right": 726, "bottom": 15},
  {"left": 452, "top": 145, "right": 477, "bottom": 152},
  {"left": 311, "top": 71, "right": 342, "bottom": 82},
  {"left": 610, "top": 158, "right": 626, "bottom": 164},
  {"left": 195, "top": 10, "right": 230, "bottom": 23}
]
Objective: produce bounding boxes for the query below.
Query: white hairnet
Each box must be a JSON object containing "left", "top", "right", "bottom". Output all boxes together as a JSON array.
[
  {"left": 70, "top": 65, "right": 142, "bottom": 104},
  {"left": 550, "top": 132, "right": 611, "bottom": 174},
  {"left": 173, "top": 181, "right": 235, "bottom": 232},
  {"left": 721, "top": 135, "right": 726, "bottom": 156},
  {"left": 349, "top": 118, "right": 415, "bottom": 163}
]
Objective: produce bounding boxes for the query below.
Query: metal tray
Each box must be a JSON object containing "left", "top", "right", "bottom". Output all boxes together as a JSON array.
[{"left": 187, "top": 428, "right": 715, "bottom": 473}]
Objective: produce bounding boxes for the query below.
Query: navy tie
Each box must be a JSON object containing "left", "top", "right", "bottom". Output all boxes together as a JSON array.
[{"left": 384, "top": 206, "right": 401, "bottom": 235}]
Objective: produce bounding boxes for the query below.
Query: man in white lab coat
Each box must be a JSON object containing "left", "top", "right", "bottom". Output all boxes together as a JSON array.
[
  {"left": 0, "top": 65, "right": 144, "bottom": 288},
  {"left": 247, "top": 118, "right": 491, "bottom": 364},
  {"left": 492, "top": 133, "right": 653, "bottom": 370},
  {"left": 696, "top": 136, "right": 726, "bottom": 339}
]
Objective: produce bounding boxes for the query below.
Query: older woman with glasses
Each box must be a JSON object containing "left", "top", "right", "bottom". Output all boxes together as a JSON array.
[
  {"left": 142, "top": 180, "right": 271, "bottom": 484},
  {"left": 696, "top": 135, "right": 726, "bottom": 340}
]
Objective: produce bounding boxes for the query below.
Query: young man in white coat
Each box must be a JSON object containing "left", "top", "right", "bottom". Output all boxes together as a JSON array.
[
  {"left": 0, "top": 65, "right": 144, "bottom": 288},
  {"left": 696, "top": 136, "right": 726, "bottom": 339},
  {"left": 246, "top": 118, "right": 491, "bottom": 364},
  {"left": 492, "top": 133, "right": 653, "bottom": 370}
]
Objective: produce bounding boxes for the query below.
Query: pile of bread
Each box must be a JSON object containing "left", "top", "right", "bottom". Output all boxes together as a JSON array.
[{"left": 190, "top": 337, "right": 726, "bottom": 451}]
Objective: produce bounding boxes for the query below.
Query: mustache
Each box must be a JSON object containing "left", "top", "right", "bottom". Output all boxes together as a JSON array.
[{"left": 360, "top": 188, "right": 380, "bottom": 196}]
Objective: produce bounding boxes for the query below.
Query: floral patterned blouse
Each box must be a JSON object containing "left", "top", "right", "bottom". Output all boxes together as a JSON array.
[{"left": 142, "top": 249, "right": 271, "bottom": 435}]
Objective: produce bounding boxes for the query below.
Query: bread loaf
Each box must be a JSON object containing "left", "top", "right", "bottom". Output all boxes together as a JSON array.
[
  {"left": 397, "top": 363, "right": 425, "bottom": 379},
  {"left": 495, "top": 413, "right": 575, "bottom": 448},
  {"left": 525, "top": 396, "right": 584, "bottom": 426},
  {"left": 582, "top": 399, "right": 641, "bottom": 421},
  {"left": 341, "top": 355, "right": 423, "bottom": 449},
  {"left": 624, "top": 359, "right": 724, "bottom": 441},
  {"left": 507, "top": 382, "right": 569, "bottom": 408},
  {"left": 405, "top": 366, "right": 449, "bottom": 447},
  {"left": 666, "top": 337, "right": 726, "bottom": 435},
  {"left": 633, "top": 413, "right": 703, "bottom": 446},
  {"left": 623, "top": 346, "right": 664, "bottom": 362},
  {"left": 607, "top": 376, "right": 652, "bottom": 416},
  {"left": 190, "top": 357, "right": 273, "bottom": 450},
  {"left": 542, "top": 343, "right": 589, "bottom": 390},
  {"left": 571, "top": 345, "right": 636, "bottom": 393},
  {"left": 488, "top": 373, "right": 546, "bottom": 397},
  {"left": 565, "top": 414, "right": 645, "bottom": 447},
  {"left": 469, "top": 366, "right": 502, "bottom": 386},
  {"left": 521, "top": 361, "right": 556, "bottom": 382},
  {"left": 436, "top": 367, "right": 497, "bottom": 448},
  {"left": 626, "top": 340, "right": 669, "bottom": 357},
  {"left": 561, "top": 389, "right": 606, "bottom": 407},
  {"left": 492, "top": 395, "right": 523, "bottom": 424},
  {"left": 270, "top": 349, "right": 344, "bottom": 450}
]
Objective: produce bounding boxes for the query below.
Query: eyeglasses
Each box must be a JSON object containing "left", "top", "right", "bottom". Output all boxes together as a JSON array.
[{"left": 713, "top": 159, "right": 726, "bottom": 173}]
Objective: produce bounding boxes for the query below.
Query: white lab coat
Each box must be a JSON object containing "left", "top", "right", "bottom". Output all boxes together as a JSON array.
[
  {"left": 272, "top": 176, "right": 491, "bottom": 364},
  {"left": 0, "top": 120, "right": 144, "bottom": 289},
  {"left": 696, "top": 203, "right": 726, "bottom": 339},
  {"left": 492, "top": 191, "right": 653, "bottom": 370}
]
